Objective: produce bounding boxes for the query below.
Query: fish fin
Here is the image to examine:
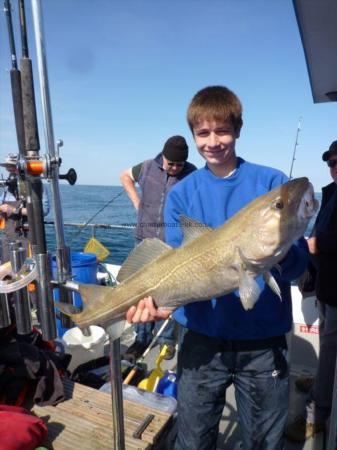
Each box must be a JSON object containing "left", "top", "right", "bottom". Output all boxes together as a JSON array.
[
  {"left": 55, "top": 301, "right": 82, "bottom": 317},
  {"left": 180, "top": 215, "right": 212, "bottom": 245},
  {"left": 79, "top": 284, "right": 113, "bottom": 307},
  {"left": 117, "top": 238, "right": 171, "bottom": 282},
  {"left": 263, "top": 271, "right": 282, "bottom": 300},
  {"left": 238, "top": 269, "right": 261, "bottom": 310}
]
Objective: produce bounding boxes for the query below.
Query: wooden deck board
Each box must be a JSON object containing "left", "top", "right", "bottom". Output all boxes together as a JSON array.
[{"left": 31, "top": 378, "right": 172, "bottom": 450}]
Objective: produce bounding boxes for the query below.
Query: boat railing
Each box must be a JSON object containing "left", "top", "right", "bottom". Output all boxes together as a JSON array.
[{"left": 44, "top": 221, "right": 136, "bottom": 230}]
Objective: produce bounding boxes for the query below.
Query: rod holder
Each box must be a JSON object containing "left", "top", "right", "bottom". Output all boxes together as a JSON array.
[
  {"left": 35, "top": 252, "right": 56, "bottom": 340},
  {"left": 55, "top": 247, "right": 73, "bottom": 329},
  {"left": 9, "top": 241, "right": 32, "bottom": 334}
]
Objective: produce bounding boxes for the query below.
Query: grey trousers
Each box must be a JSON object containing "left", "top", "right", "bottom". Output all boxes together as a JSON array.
[
  {"left": 174, "top": 329, "right": 289, "bottom": 450},
  {"left": 307, "top": 301, "right": 337, "bottom": 423}
]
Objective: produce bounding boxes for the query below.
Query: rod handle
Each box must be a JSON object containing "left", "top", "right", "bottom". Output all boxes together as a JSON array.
[
  {"left": 10, "top": 69, "right": 26, "bottom": 154},
  {"left": 123, "top": 367, "right": 138, "bottom": 385},
  {"left": 21, "top": 57, "right": 40, "bottom": 152}
]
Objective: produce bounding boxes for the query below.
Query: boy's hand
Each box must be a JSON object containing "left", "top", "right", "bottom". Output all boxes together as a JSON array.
[{"left": 126, "top": 296, "right": 172, "bottom": 323}]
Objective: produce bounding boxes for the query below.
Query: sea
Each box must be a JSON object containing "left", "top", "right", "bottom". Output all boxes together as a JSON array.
[
  {"left": 44, "top": 184, "right": 321, "bottom": 266},
  {"left": 45, "top": 185, "right": 137, "bottom": 265}
]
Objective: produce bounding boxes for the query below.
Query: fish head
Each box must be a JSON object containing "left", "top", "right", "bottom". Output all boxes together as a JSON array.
[{"left": 245, "top": 177, "right": 318, "bottom": 262}]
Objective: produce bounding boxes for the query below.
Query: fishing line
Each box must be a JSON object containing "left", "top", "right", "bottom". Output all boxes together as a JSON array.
[{"left": 68, "top": 190, "right": 125, "bottom": 244}]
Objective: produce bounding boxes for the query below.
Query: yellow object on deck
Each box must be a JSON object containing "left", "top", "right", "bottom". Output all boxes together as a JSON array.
[
  {"left": 137, "top": 344, "right": 169, "bottom": 392},
  {"left": 84, "top": 236, "right": 110, "bottom": 262}
]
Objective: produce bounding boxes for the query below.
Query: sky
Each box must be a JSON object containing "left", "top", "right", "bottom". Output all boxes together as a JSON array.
[{"left": 0, "top": 0, "right": 336, "bottom": 192}]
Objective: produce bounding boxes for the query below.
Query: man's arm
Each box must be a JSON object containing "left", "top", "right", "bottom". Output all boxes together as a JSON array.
[
  {"left": 120, "top": 167, "right": 140, "bottom": 211},
  {"left": 311, "top": 230, "right": 337, "bottom": 255}
]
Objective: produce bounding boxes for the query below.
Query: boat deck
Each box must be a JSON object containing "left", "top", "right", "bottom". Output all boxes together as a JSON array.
[{"left": 31, "top": 378, "right": 173, "bottom": 450}]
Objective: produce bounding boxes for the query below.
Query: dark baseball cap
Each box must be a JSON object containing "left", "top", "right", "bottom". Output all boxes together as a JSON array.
[
  {"left": 162, "top": 136, "right": 188, "bottom": 162},
  {"left": 322, "top": 140, "right": 337, "bottom": 161}
]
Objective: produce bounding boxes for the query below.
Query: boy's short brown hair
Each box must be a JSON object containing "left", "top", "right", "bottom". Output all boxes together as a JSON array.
[{"left": 187, "top": 85, "right": 243, "bottom": 134}]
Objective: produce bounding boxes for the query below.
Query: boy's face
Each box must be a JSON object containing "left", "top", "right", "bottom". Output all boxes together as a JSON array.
[{"left": 193, "top": 120, "right": 238, "bottom": 172}]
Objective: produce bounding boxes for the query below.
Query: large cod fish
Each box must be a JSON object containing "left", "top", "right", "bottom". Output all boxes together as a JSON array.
[{"left": 58, "top": 177, "right": 318, "bottom": 331}]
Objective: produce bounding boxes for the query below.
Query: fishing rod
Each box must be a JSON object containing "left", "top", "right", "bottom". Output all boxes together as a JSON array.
[
  {"left": 18, "top": 0, "right": 56, "bottom": 338},
  {"left": 4, "top": 0, "right": 25, "bottom": 154},
  {"left": 18, "top": 0, "right": 39, "bottom": 155},
  {"left": 289, "top": 116, "right": 302, "bottom": 179}
]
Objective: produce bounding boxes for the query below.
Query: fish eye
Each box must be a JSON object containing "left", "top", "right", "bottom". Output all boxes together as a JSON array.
[{"left": 274, "top": 200, "right": 284, "bottom": 210}]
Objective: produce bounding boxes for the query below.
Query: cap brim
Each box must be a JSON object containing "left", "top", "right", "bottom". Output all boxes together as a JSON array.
[
  {"left": 322, "top": 149, "right": 337, "bottom": 161},
  {"left": 322, "top": 151, "right": 329, "bottom": 161}
]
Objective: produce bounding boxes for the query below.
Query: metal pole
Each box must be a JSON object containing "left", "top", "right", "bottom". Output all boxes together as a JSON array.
[
  {"left": 9, "top": 241, "right": 32, "bottom": 334},
  {"left": 31, "top": 0, "right": 73, "bottom": 328},
  {"left": 108, "top": 330, "right": 125, "bottom": 450}
]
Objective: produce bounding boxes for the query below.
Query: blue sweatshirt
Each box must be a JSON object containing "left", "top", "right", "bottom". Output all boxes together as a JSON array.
[{"left": 164, "top": 158, "right": 308, "bottom": 340}]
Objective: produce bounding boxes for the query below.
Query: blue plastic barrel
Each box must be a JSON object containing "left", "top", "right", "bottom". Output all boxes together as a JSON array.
[{"left": 53, "top": 252, "right": 97, "bottom": 337}]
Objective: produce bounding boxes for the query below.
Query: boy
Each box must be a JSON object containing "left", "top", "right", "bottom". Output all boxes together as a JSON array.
[{"left": 126, "top": 86, "right": 308, "bottom": 450}]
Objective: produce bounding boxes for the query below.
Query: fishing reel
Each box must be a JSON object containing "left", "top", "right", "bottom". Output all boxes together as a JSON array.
[
  {"left": 0, "top": 173, "right": 18, "bottom": 193},
  {"left": 0, "top": 143, "right": 77, "bottom": 186},
  {"left": 34, "top": 140, "right": 77, "bottom": 185},
  {"left": 0, "top": 172, "right": 24, "bottom": 202}
]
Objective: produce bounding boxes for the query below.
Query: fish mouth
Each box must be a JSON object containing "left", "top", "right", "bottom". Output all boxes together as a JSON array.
[
  {"left": 280, "top": 177, "right": 316, "bottom": 217},
  {"left": 298, "top": 181, "right": 319, "bottom": 219}
]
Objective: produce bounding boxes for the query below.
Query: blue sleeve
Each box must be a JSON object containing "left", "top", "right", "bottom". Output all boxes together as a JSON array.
[
  {"left": 42, "top": 184, "right": 50, "bottom": 217},
  {"left": 164, "top": 188, "right": 185, "bottom": 248},
  {"left": 276, "top": 237, "right": 309, "bottom": 282},
  {"left": 270, "top": 172, "right": 289, "bottom": 189}
]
